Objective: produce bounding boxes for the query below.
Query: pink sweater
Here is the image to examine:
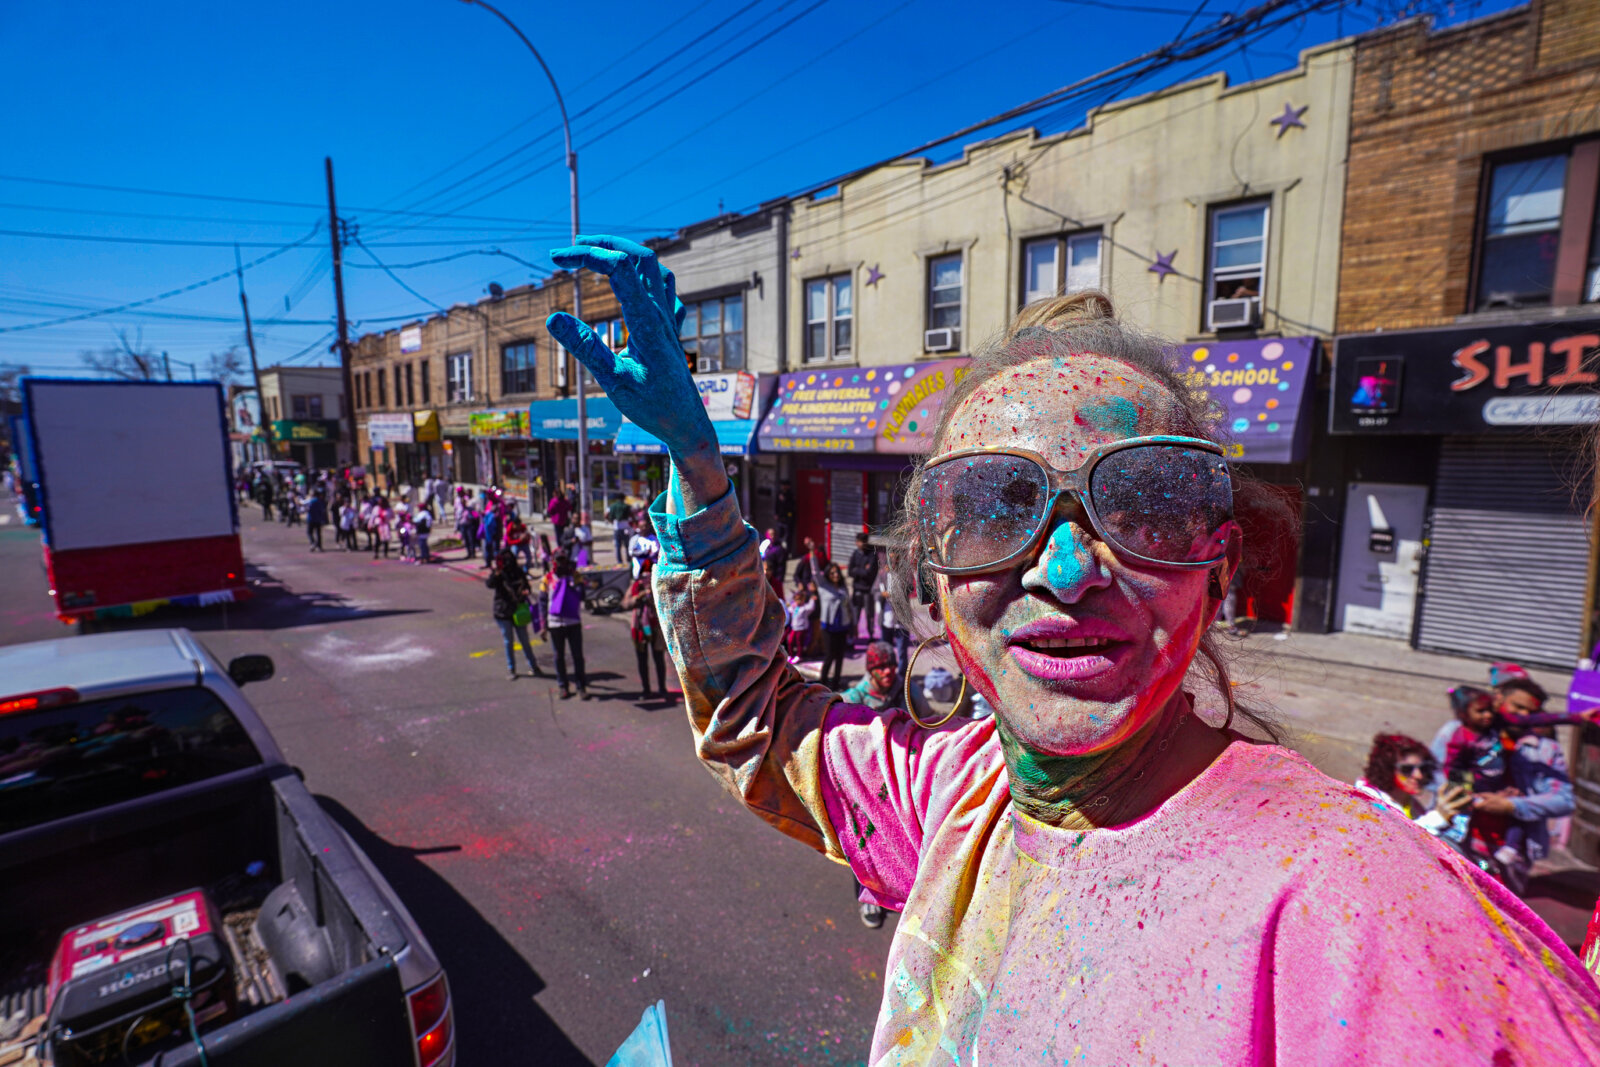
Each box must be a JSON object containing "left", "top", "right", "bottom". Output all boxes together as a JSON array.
[{"left": 651, "top": 489, "right": 1600, "bottom": 1063}]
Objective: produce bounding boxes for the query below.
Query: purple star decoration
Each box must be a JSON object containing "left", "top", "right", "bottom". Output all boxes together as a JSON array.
[
  {"left": 1269, "top": 102, "right": 1308, "bottom": 138},
  {"left": 865, "top": 264, "right": 885, "bottom": 288},
  {"left": 1148, "top": 250, "right": 1178, "bottom": 280},
  {"left": 790, "top": 246, "right": 802, "bottom": 260}
]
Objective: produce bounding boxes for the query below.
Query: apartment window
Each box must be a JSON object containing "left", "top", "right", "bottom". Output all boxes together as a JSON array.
[
  {"left": 363, "top": 371, "right": 372, "bottom": 409},
  {"left": 291, "top": 394, "right": 309, "bottom": 419},
  {"left": 446, "top": 352, "right": 473, "bottom": 404},
  {"left": 420, "top": 360, "right": 431, "bottom": 404},
  {"left": 307, "top": 395, "right": 323, "bottom": 418},
  {"left": 804, "top": 274, "right": 852, "bottom": 362},
  {"left": 1206, "top": 201, "right": 1268, "bottom": 329},
  {"left": 502, "top": 341, "right": 538, "bottom": 395},
  {"left": 927, "top": 254, "right": 962, "bottom": 331},
  {"left": 679, "top": 296, "right": 744, "bottom": 373},
  {"left": 392, "top": 365, "right": 402, "bottom": 409},
  {"left": 1477, "top": 153, "right": 1567, "bottom": 308},
  {"left": 1022, "top": 232, "right": 1102, "bottom": 306},
  {"left": 377, "top": 371, "right": 386, "bottom": 407},
  {"left": 404, "top": 363, "right": 415, "bottom": 407}
]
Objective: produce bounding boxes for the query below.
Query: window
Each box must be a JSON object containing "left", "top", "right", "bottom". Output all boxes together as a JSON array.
[
  {"left": 804, "top": 275, "right": 852, "bottom": 362},
  {"left": 291, "top": 394, "right": 309, "bottom": 419},
  {"left": 1206, "top": 202, "right": 1268, "bottom": 322},
  {"left": 363, "top": 371, "right": 372, "bottom": 409},
  {"left": 420, "top": 360, "right": 431, "bottom": 404},
  {"left": 392, "top": 365, "right": 402, "bottom": 409},
  {"left": 307, "top": 394, "right": 323, "bottom": 418},
  {"left": 1022, "top": 232, "right": 1102, "bottom": 306},
  {"left": 446, "top": 352, "right": 473, "bottom": 404},
  {"left": 270, "top": 396, "right": 280, "bottom": 420},
  {"left": 1478, "top": 154, "right": 1566, "bottom": 308},
  {"left": 377, "top": 369, "right": 386, "bottom": 407},
  {"left": 502, "top": 341, "right": 538, "bottom": 395},
  {"left": 927, "top": 254, "right": 962, "bottom": 332},
  {"left": 404, "top": 363, "right": 415, "bottom": 407},
  {"left": 679, "top": 296, "right": 744, "bottom": 373},
  {"left": 0, "top": 686, "right": 261, "bottom": 835}
]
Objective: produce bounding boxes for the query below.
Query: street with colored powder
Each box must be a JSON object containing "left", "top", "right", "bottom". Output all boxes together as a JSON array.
[{"left": 0, "top": 509, "right": 888, "bottom": 1065}]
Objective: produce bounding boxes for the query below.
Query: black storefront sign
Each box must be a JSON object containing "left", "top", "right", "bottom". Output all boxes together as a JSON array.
[{"left": 1330, "top": 319, "right": 1600, "bottom": 434}]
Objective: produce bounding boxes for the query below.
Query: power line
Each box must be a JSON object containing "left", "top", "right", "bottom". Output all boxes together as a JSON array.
[
  {"left": 0, "top": 226, "right": 321, "bottom": 334},
  {"left": 343, "top": 248, "right": 553, "bottom": 273},
  {"left": 350, "top": 236, "right": 447, "bottom": 313}
]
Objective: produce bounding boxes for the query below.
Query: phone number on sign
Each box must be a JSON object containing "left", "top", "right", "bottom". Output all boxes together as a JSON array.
[{"left": 767, "top": 437, "right": 862, "bottom": 452}]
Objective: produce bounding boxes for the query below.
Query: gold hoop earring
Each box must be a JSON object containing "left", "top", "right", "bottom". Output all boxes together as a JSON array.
[{"left": 904, "top": 635, "right": 966, "bottom": 729}]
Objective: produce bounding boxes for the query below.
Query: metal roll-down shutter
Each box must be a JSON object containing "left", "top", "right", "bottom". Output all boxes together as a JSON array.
[{"left": 1414, "top": 436, "right": 1591, "bottom": 668}]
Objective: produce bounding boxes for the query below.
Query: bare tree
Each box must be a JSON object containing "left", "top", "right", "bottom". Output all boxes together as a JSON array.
[
  {"left": 205, "top": 346, "right": 247, "bottom": 384},
  {"left": 79, "top": 329, "right": 162, "bottom": 380}
]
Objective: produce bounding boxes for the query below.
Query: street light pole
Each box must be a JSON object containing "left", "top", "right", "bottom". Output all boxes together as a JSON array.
[{"left": 459, "top": 0, "right": 588, "bottom": 524}]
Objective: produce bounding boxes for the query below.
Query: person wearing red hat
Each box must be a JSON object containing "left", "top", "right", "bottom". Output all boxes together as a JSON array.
[{"left": 838, "top": 641, "right": 899, "bottom": 712}]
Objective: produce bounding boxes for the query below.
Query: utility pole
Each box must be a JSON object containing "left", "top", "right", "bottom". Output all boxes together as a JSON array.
[
  {"left": 162, "top": 351, "right": 172, "bottom": 381},
  {"left": 236, "top": 244, "right": 273, "bottom": 463},
  {"left": 325, "top": 157, "right": 359, "bottom": 473}
]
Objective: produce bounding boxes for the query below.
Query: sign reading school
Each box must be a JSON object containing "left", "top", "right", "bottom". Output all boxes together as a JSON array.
[{"left": 756, "top": 359, "right": 970, "bottom": 454}]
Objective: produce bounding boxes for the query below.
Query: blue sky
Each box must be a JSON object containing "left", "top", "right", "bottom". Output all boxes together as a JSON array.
[{"left": 0, "top": 0, "right": 1512, "bottom": 377}]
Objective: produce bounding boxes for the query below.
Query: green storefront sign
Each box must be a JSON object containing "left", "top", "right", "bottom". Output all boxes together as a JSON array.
[{"left": 271, "top": 419, "right": 341, "bottom": 442}]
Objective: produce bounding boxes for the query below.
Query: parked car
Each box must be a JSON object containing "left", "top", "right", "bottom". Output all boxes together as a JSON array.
[{"left": 0, "top": 629, "right": 452, "bottom": 1067}]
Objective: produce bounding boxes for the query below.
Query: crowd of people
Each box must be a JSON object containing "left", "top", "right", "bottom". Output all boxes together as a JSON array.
[{"left": 1355, "top": 662, "right": 1597, "bottom": 896}]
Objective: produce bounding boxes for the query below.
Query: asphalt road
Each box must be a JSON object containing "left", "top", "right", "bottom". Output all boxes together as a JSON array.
[{"left": 0, "top": 510, "right": 886, "bottom": 1066}]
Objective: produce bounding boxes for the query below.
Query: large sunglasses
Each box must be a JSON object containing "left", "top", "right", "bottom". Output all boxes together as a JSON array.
[{"left": 918, "top": 436, "right": 1236, "bottom": 575}]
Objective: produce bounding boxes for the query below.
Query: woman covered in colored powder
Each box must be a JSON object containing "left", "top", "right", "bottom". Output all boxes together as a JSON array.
[{"left": 544, "top": 236, "right": 1600, "bottom": 1064}]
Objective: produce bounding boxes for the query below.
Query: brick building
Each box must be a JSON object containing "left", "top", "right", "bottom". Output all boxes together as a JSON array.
[
  {"left": 1313, "top": 3, "right": 1600, "bottom": 673},
  {"left": 349, "top": 269, "right": 622, "bottom": 510}
]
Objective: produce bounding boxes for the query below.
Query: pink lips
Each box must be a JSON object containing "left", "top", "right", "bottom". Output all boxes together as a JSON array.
[{"left": 1005, "top": 617, "right": 1132, "bottom": 682}]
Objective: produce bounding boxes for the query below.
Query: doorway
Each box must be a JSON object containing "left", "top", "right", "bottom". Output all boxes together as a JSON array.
[
  {"left": 796, "top": 469, "right": 829, "bottom": 553},
  {"left": 1335, "top": 482, "right": 1429, "bottom": 640}
]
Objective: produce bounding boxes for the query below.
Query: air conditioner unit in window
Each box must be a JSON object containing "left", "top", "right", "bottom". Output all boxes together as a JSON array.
[
  {"left": 924, "top": 327, "right": 960, "bottom": 353},
  {"left": 696, "top": 357, "right": 722, "bottom": 374},
  {"left": 1207, "top": 297, "right": 1258, "bottom": 332}
]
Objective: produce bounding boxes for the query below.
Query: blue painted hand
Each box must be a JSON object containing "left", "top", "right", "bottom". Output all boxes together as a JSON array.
[{"left": 545, "top": 235, "right": 713, "bottom": 459}]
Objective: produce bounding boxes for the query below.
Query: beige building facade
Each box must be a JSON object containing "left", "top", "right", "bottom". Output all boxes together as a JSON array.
[{"left": 785, "top": 38, "right": 1355, "bottom": 366}]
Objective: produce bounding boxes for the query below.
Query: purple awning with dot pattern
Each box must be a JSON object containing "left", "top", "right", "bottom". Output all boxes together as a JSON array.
[
  {"left": 1173, "top": 336, "right": 1317, "bottom": 465},
  {"left": 757, "top": 358, "right": 971, "bottom": 454}
]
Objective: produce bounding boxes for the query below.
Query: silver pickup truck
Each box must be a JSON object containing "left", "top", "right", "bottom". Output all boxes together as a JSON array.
[{"left": 0, "top": 628, "right": 453, "bottom": 1067}]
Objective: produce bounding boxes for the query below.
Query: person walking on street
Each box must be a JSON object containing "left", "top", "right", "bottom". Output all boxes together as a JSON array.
[
  {"left": 543, "top": 552, "right": 589, "bottom": 699},
  {"left": 607, "top": 497, "right": 634, "bottom": 564},
  {"left": 847, "top": 531, "right": 879, "bottom": 642},
  {"left": 793, "top": 537, "right": 826, "bottom": 589},
  {"left": 257, "top": 478, "right": 275, "bottom": 522},
  {"left": 487, "top": 549, "right": 544, "bottom": 679},
  {"left": 338, "top": 495, "right": 357, "bottom": 550},
  {"left": 547, "top": 490, "right": 572, "bottom": 549},
  {"left": 371, "top": 499, "right": 392, "bottom": 559},
  {"left": 457, "top": 499, "right": 480, "bottom": 560},
  {"left": 571, "top": 511, "right": 594, "bottom": 568},
  {"left": 305, "top": 490, "right": 327, "bottom": 552},
  {"left": 622, "top": 558, "right": 669, "bottom": 700},
  {"left": 628, "top": 515, "right": 660, "bottom": 577},
  {"left": 505, "top": 512, "right": 532, "bottom": 569},
  {"left": 480, "top": 504, "right": 502, "bottom": 568},
  {"left": 413, "top": 505, "right": 433, "bottom": 563},
  {"left": 814, "top": 562, "right": 851, "bottom": 689}
]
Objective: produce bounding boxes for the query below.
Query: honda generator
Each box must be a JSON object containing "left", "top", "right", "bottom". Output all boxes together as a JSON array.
[{"left": 44, "top": 890, "right": 235, "bottom": 1066}]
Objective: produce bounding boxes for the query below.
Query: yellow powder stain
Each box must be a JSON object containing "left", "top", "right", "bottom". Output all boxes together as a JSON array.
[
  {"left": 1542, "top": 946, "right": 1562, "bottom": 978},
  {"left": 1279, "top": 855, "right": 1295, "bottom": 870},
  {"left": 896, "top": 1030, "right": 914, "bottom": 1048}
]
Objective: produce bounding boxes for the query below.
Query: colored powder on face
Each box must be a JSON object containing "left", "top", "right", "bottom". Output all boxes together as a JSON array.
[{"left": 1077, "top": 396, "right": 1142, "bottom": 439}]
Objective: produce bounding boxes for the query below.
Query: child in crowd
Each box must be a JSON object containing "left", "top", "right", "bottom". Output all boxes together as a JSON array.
[{"left": 785, "top": 582, "right": 816, "bottom": 664}]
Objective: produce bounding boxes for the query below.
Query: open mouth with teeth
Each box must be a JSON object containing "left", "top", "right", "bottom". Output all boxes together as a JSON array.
[{"left": 1017, "top": 636, "right": 1117, "bottom": 656}]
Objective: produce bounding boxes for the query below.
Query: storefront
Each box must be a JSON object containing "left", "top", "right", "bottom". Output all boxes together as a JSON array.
[
  {"left": 1329, "top": 320, "right": 1600, "bottom": 667},
  {"left": 469, "top": 409, "right": 531, "bottom": 498},
  {"left": 614, "top": 371, "right": 772, "bottom": 514},
  {"left": 270, "top": 418, "right": 341, "bottom": 471},
  {"left": 439, "top": 409, "right": 475, "bottom": 483},
  {"left": 526, "top": 396, "right": 623, "bottom": 515},
  {"left": 1173, "top": 336, "right": 1319, "bottom": 632},
  {"left": 756, "top": 359, "right": 972, "bottom": 565},
  {"left": 365, "top": 412, "right": 413, "bottom": 487}
]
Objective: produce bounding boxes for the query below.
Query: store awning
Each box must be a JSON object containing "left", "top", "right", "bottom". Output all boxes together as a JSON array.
[
  {"left": 412, "top": 410, "right": 441, "bottom": 442},
  {"left": 1172, "top": 337, "right": 1316, "bottom": 464},
  {"left": 614, "top": 418, "right": 761, "bottom": 456},
  {"left": 756, "top": 359, "right": 970, "bottom": 454},
  {"left": 527, "top": 396, "right": 621, "bottom": 440}
]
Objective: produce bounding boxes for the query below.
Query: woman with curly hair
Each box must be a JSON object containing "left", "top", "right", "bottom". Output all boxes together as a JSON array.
[{"left": 1355, "top": 732, "right": 1468, "bottom": 834}]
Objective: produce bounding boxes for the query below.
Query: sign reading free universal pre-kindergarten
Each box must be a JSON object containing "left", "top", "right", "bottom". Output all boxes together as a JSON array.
[
  {"left": 756, "top": 359, "right": 970, "bottom": 454},
  {"left": 1172, "top": 337, "right": 1317, "bottom": 464}
]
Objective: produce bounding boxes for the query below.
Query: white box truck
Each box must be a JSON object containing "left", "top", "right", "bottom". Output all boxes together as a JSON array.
[{"left": 20, "top": 378, "right": 248, "bottom": 622}]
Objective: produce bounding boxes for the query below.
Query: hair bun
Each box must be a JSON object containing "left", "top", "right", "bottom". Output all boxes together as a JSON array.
[{"left": 1006, "top": 290, "right": 1115, "bottom": 339}]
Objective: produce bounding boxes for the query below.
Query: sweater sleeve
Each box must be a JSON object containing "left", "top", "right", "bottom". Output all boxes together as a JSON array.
[{"left": 649, "top": 487, "right": 849, "bottom": 859}]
